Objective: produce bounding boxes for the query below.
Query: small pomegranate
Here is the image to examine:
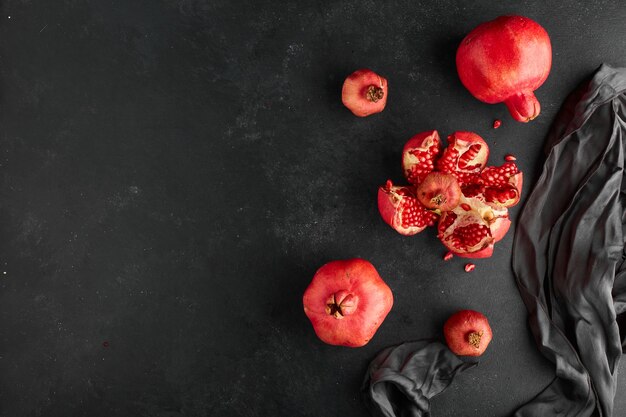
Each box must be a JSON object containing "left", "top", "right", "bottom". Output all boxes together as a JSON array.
[
  {"left": 341, "top": 69, "right": 388, "bottom": 117},
  {"left": 436, "top": 131, "right": 489, "bottom": 185},
  {"left": 402, "top": 130, "right": 441, "bottom": 185},
  {"left": 417, "top": 172, "right": 461, "bottom": 212},
  {"left": 378, "top": 180, "right": 438, "bottom": 236},
  {"left": 302, "top": 259, "right": 393, "bottom": 347},
  {"left": 444, "top": 310, "right": 493, "bottom": 356},
  {"left": 456, "top": 15, "right": 552, "bottom": 122}
]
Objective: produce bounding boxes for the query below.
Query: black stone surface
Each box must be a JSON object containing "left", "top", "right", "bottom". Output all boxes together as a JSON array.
[{"left": 0, "top": 1, "right": 625, "bottom": 416}]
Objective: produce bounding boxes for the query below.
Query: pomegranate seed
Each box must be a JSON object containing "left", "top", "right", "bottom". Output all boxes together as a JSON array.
[
  {"left": 461, "top": 203, "right": 471, "bottom": 211},
  {"left": 493, "top": 119, "right": 502, "bottom": 129},
  {"left": 443, "top": 251, "right": 454, "bottom": 261},
  {"left": 465, "top": 263, "right": 476, "bottom": 272},
  {"left": 505, "top": 154, "right": 516, "bottom": 161}
]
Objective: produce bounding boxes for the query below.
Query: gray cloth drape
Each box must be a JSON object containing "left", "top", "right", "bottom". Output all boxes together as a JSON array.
[{"left": 512, "top": 64, "right": 626, "bottom": 417}]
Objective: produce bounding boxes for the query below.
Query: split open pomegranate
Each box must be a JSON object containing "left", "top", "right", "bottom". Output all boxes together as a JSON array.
[{"left": 378, "top": 130, "right": 522, "bottom": 258}]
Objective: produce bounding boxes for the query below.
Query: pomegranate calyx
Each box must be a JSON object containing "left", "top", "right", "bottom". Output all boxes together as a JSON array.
[
  {"left": 366, "top": 85, "right": 385, "bottom": 102},
  {"left": 325, "top": 290, "right": 359, "bottom": 319},
  {"left": 504, "top": 91, "right": 541, "bottom": 122},
  {"left": 468, "top": 330, "right": 483, "bottom": 349}
]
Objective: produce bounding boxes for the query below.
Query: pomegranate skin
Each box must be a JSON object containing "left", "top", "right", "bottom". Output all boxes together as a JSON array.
[
  {"left": 444, "top": 310, "right": 493, "bottom": 356},
  {"left": 456, "top": 15, "right": 552, "bottom": 122},
  {"left": 303, "top": 259, "right": 393, "bottom": 347},
  {"left": 341, "top": 69, "right": 388, "bottom": 117}
]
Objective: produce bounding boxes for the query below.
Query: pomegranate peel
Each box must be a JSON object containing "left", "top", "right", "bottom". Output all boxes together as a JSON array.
[
  {"left": 341, "top": 69, "right": 388, "bottom": 117},
  {"left": 303, "top": 259, "right": 393, "bottom": 347},
  {"left": 444, "top": 310, "right": 493, "bottom": 356}
]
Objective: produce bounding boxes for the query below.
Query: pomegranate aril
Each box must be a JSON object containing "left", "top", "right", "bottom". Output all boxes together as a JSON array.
[
  {"left": 458, "top": 144, "right": 483, "bottom": 169},
  {"left": 505, "top": 154, "right": 516, "bottom": 161},
  {"left": 460, "top": 203, "right": 471, "bottom": 211},
  {"left": 465, "top": 263, "right": 475, "bottom": 272},
  {"left": 493, "top": 119, "right": 502, "bottom": 129},
  {"left": 444, "top": 252, "right": 454, "bottom": 261}
]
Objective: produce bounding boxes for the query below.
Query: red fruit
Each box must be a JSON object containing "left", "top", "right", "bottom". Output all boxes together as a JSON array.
[
  {"left": 493, "top": 119, "right": 502, "bottom": 129},
  {"left": 480, "top": 162, "right": 524, "bottom": 207},
  {"left": 444, "top": 310, "right": 493, "bottom": 356},
  {"left": 302, "top": 259, "right": 393, "bottom": 347},
  {"left": 456, "top": 16, "right": 552, "bottom": 122},
  {"left": 464, "top": 263, "right": 475, "bottom": 272},
  {"left": 341, "top": 69, "right": 388, "bottom": 117},
  {"left": 437, "top": 195, "right": 509, "bottom": 258},
  {"left": 416, "top": 172, "right": 461, "bottom": 212},
  {"left": 436, "top": 131, "right": 489, "bottom": 185},
  {"left": 378, "top": 180, "right": 438, "bottom": 236},
  {"left": 402, "top": 130, "right": 441, "bottom": 185},
  {"left": 443, "top": 251, "right": 454, "bottom": 261}
]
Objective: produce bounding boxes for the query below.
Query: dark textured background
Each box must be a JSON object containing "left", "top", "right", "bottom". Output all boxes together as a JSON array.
[{"left": 0, "top": 1, "right": 625, "bottom": 416}]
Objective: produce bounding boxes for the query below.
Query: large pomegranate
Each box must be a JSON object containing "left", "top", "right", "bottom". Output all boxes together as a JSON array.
[
  {"left": 456, "top": 15, "right": 552, "bottom": 122},
  {"left": 303, "top": 259, "right": 393, "bottom": 347}
]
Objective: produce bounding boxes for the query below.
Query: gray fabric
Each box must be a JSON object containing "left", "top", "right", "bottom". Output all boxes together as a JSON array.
[
  {"left": 512, "top": 64, "right": 626, "bottom": 417},
  {"left": 362, "top": 340, "right": 476, "bottom": 417}
]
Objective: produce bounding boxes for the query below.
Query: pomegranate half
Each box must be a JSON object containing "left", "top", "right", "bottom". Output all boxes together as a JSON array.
[
  {"left": 303, "top": 259, "right": 393, "bottom": 347},
  {"left": 456, "top": 15, "right": 552, "bottom": 122}
]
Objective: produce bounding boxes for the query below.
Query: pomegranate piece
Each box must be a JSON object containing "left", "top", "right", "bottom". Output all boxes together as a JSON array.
[
  {"left": 436, "top": 131, "right": 489, "bottom": 185},
  {"left": 444, "top": 310, "right": 493, "bottom": 356},
  {"left": 416, "top": 172, "right": 461, "bottom": 212},
  {"left": 302, "top": 259, "right": 393, "bottom": 347},
  {"left": 437, "top": 195, "right": 509, "bottom": 258},
  {"left": 480, "top": 162, "right": 524, "bottom": 208},
  {"left": 378, "top": 180, "right": 438, "bottom": 236},
  {"left": 341, "top": 69, "right": 388, "bottom": 117},
  {"left": 456, "top": 16, "right": 552, "bottom": 122},
  {"left": 402, "top": 130, "right": 441, "bottom": 185}
]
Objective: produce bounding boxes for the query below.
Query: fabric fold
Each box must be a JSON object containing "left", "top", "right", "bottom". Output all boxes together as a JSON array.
[{"left": 362, "top": 340, "right": 477, "bottom": 417}]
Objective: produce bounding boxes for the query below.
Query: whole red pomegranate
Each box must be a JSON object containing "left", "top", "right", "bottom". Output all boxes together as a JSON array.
[
  {"left": 456, "top": 15, "right": 552, "bottom": 122},
  {"left": 444, "top": 310, "right": 492, "bottom": 356},
  {"left": 302, "top": 259, "right": 393, "bottom": 347},
  {"left": 416, "top": 172, "right": 461, "bottom": 212},
  {"left": 341, "top": 69, "right": 388, "bottom": 117}
]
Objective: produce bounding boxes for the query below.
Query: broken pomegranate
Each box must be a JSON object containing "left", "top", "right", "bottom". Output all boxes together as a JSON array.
[
  {"left": 402, "top": 130, "right": 441, "bottom": 185},
  {"left": 378, "top": 180, "right": 438, "bottom": 236},
  {"left": 436, "top": 131, "right": 489, "bottom": 185},
  {"left": 341, "top": 69, "right": 388, "bottom": 117},
  {"left": 416, "top": 172, "right": 461, "bottom": 212},
  {"left": 444, "top": 310, "right": 492, "bottom": 356},
  {"left": 302, "top": 259, "right": 393, "bottom": 347},
  {"left": 456, "top": 15, "right": 552, "bottom": 122},
  {"left": 378, "top": 130, "right": 522, "bottom": 257}
]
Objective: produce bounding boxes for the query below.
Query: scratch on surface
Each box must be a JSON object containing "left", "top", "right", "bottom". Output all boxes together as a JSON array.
[{"left": 39, "top": 24, "right": 48, "bottom": 33}]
